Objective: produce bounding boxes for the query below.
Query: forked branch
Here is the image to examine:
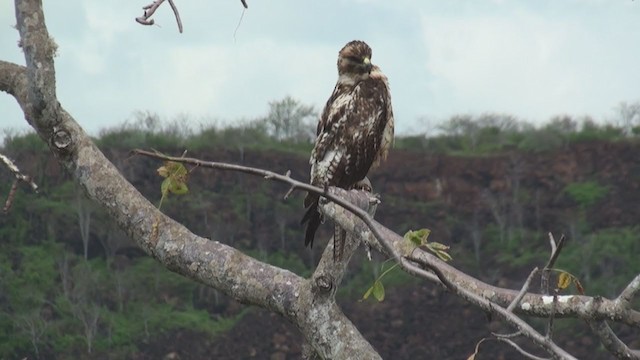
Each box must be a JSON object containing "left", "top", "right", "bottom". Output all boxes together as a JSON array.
[
  {"left": 0, "top": 152, "right": 38, "bottom": 213},
  {"left": 132, "top": 149, "right": 584, "bottom": 359}
]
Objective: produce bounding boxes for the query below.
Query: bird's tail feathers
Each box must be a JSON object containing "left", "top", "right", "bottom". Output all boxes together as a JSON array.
[
  {"left": 301, "top": 200, "right": 321, "bottom": 248},
  {"left": 333, "top": 226, "right": 346, "bottom": 261}
]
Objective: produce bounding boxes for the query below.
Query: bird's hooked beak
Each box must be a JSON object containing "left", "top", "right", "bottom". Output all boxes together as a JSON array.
[{"left": 363, "top": 57, "right": 372, "bottom": 73}]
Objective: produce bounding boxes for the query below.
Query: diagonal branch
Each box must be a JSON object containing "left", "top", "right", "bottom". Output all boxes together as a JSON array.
[
  {"left": 541, "top": 233, "right": 566, "bottom": 295},
  {"left": 0, "top": 153, "right": 38, "bottom": 193},
  {"left": 508, "top": 267, "right": 539, "bottom": 312},
  {"left": 0, "top": 60, "right": 29, "bottom": 115},
  {"left": 489, "top": 337, "right": 550, "bottom": 360},
  {"left": 0, "top": 153, "right": 39, "bottom": 213},
  {"left": 618, "top": 273, "right": 640, "bottom": 309},
  {"left": 136, "top": 0, "right": 183, "bottom": 33},
  {"left": 326, "top": 197, "right": 640, "bottom": 326},
  {"left": 131, "top": 150, "right": 640, "bottom": 325},
  {"left": 8, "top": 1, "right": 379, "bottom": 358},
  {"left": 133, "top": 150, "right": 577, "bottom": 358},
  {"left": 132, "top": 149, "right": 406, "bottom": 266},
  {"left": 135, "top": 0, "right": 248, "bottom": 32},
  {"left": 588, "top": 320, "right": 640, "bottom": 360}
]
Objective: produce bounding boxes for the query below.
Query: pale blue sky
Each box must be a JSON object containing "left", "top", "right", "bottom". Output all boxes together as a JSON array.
[{"left": 1, "top": 0, "right": 639, "bottom": 140}]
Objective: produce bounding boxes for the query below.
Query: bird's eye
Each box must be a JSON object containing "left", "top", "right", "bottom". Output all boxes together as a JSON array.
[{"left": 346, "top": 56, "right": 360, "bottom": 63}]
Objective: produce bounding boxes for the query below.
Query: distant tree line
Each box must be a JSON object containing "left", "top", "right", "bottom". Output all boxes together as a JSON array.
[{"left": 8, "top": 96, "right": 635, "bottom": 157}]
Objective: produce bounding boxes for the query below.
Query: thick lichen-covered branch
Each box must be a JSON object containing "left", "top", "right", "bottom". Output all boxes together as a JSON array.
[
  {"left": 323, "top": 192, "right": 640, "bottom": 326},
  {"left": 5, "top": 1, "right": 379, "bottom": 358}
]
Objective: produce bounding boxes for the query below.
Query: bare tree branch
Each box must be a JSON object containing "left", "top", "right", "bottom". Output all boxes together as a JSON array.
[
  {"left": 3, "top": 1, "right": 638, "bottom": 358},
  {"left": 508, "top": 267, "right": 539, "bottom": 312},
  {"left": 134, "top": 150, "right": 576, "bottom": 358},
  {"left": 3, "top": 180, "right": 19, "bottom": 213},
  {"left": 618, "top": 273, "right": 640, "bottom": 309},
  {"left": 0, "top": 152, "right": 39, "bottom": 213},
  {"left": 132, "top": 149, "right": 640, "bottom": 358},
  {"left": 322, "top": 190, "right": 640, "bottom": 325},
  {"left": 135, "top": 0, "right": 248, "bottom": 32},
  {"left": 399, "top": 252, "right": 574, "bottom": 359},
  {"left": 133, "top": 148, "right": 407, "bottom": 266},
  {"left": 167, "top": 0, "right": 183, "bottom": 33},
  {"left": 541, "top": 233, "right": 566, "bottom": 294},
  {"left": 0, "top": 153, "right": 38, "bottom": 192},
  {"left": 0, "top": 60, "right": 29, "bottom": 115},
  {"left": 545, "top": 233, "right": 566, "bottom": 269},
  {"left": 6, "top": 1, "right": 379, "bottom": 358},
  {"left": 136, "top": 0, "right": 183, "bottom": 33},
  {"left": 491, "top": 338, "right": 550, "bottom": 360},
  {"left": 588, "top": 320, "right": 640, "bottom": 360}
]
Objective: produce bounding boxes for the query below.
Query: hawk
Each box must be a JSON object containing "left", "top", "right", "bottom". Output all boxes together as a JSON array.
[{"left": 301, "top": 40, "right": 394, "bottom": 258}]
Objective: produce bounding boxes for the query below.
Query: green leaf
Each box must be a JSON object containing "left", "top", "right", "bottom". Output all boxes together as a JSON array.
[
  {"left": 158, "top": 161, "right": 188, "bottom": 179},
  {"left": 170, "top": 182, "right": 189, "bottom": 195},
  {"left": 435, "top": 250, "right": 453, "bottom": 262},
  {"left": 404, "top": 228, "right": 431, "bottom": 247},
  {"left": 361, "top": 286, "right": 373, "bottom": 301},
  {"left": 157, "top": 161, "right": 189, "bottom": 196},
  {"left": 372, "top": 280, "right": 385, "bottom": 302},
  {"left": 428, "top": 241, "right": 449, "bottom": 251},
  {"left": 161, "top": 178, "right": 171, "bottom": 196},
  {"left": 425, "top": 242, "right": 453, "bottom": 262}
]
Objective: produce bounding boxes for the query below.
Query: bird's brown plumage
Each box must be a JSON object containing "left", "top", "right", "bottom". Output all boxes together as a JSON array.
[{"left": 301, "top": 40, "right": 394, "bottom": 256}]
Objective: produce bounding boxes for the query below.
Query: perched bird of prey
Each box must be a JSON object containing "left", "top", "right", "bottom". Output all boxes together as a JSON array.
[{"left": 301, "top": 40, "right": 394, "bottom": 259}]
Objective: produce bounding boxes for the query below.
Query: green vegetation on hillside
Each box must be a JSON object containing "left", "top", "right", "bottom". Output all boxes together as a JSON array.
[{"left": 2, "top": 98, "right": 640, "bottom": 358}]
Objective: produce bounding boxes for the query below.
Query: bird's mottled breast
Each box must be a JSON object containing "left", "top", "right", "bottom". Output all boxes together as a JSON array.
[{"left": 369, "top": 69, "right": 394, "bottom": 167}]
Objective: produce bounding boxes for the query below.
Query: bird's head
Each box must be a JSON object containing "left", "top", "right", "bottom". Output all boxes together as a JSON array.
[{"left": 337, "top": 40, "right": 373, "bottom": 79}]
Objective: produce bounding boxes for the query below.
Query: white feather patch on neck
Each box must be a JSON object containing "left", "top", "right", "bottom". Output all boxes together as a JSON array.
[{"left": 337, "top": 72, "right": 369, "bottom": 86}]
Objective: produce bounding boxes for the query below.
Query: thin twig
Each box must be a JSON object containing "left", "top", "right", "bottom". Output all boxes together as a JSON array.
[
  {"left": 1, "top": 153, "right": 39, "bottom": 213},
  {"left": 541, "top": 233, "right": 566, "bottom": 295},
  {"left": 134, "top": 149, "right": 578, "bottom": 360},
  {"left": 617, "top": 273, "right": 640, "bottom": 309},
  {"left": 492, "top": 330, "right": 523, "bottom": 339},
  {"left": 234, "top": 7, "right": 246, "bottom": 42},
  {"left": 545, "top": 233, "right": 566, "bottom": 269},
  {"left": 136, "top": 0, "right": 164, "bottom": 26},
  {"left": 0, "top": 153, "right": 38, "bottom": 192},
  {"left": 541, "top": 234, "right": 565, "bottom": 339},
  {"left": 3, "top": 180, "right": 19, "bottom": 213},
  {"left": 167, "top": 0, "right": 183, "bottom": 33},
  {"left": 546, "top": 290, "right": 558, "bottom": 338},
  {"left": 508, "top": 267, "right": 539, "bottom": 312},
  {"left": 492, "top": 338, "right": 551, "bottom": 360},
  {"left": 401, "top": 257, "right": 575, "bottom": 360},
  {"left": 587, "top": 320, "right": 640, "bottom": 360},
  {"left": 548, "top": 232, "right": 557, "bottom": 255},
  {"left": 133, "top": 149, "right": 407, "bottom": 265},
  {"left": 136, "top": 0, "right": 182, "bottom": 33}
]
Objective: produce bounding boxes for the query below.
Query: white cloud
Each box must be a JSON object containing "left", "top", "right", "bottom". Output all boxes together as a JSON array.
[
  {"left": 80, "top": 38, "right": 338, "bottom": 129},
  {"left": 2, "top": 0, "right": 640, "bottom": 142},
  {"left": 422, "top": 12, "right": 576, "bottom": 119},
  {"left": 420, "top": 2, "right": 640, "bottom": 122}
]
